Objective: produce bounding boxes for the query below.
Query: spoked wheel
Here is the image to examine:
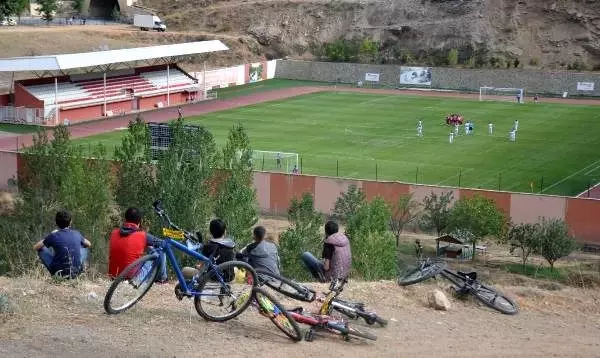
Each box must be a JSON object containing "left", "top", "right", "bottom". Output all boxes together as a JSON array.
[
  {"left": 256, "top": 269, "right": 316, "bottom": 302},
  {"left": 253, "top": 287, "right": 303, "bottom": 342},
  {"left": 345, "top": 325, "right": 378, "bottom": 341},
  {"left": 398, "top": 261, "right": 445, "bottom": 286},
  {"left": 104, "top": 254, "right": 159, "bottom": 314},
  {"left": 194, "top": 261, "right": 257, "bottom": 322},
  {"left": 471, "top": 283, "right": 519, "bottom": 315}
]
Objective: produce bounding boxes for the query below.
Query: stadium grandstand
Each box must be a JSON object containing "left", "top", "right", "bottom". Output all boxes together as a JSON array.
[{"left": 0, "top": 41, "right": 228, "bottom": 126}]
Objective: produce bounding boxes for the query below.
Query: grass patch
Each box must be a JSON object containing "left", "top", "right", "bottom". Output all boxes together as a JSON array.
[
  {"left": 0, "top": 123, "right": 41, "bottom": 134},
  {"left": 73, "top": 90, "right": 600, "bottom": 196},
  {"left": 503, "top": 262, "right": 568, "bottom": 281}
]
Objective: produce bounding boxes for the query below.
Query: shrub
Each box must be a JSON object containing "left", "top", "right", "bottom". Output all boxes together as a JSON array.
[
  {"left": 447, "top": 48, "right": 459, "bottom": 66},
  {"left": 346, "top": 196, "right": 390, "bottom": 240},
  {"left": 279, "top": 194, "right": 323, "bottom": 280},
  {"left": 332, "top": 184, "right": 366, "bottom": 224},
  {"left": 505, "top": 222, "right": 542, "bottom": 270},
  {"left": 529, "top": 57, "right": 539, "bottom": 66},
  {"left": 419, "top": 190, "right": 454, "bottom": 236},
  {"left": 447, "top": 195, "right": 508, "bottom": 261},
  {"left": 389, "top": 193, "right": 421, "bottom": 246},
  {"left": 350, "top": 231, "right": 397, "bottom": 280},
  {"left": 535, "top": 218, "right": 578, "bottom": 270}
]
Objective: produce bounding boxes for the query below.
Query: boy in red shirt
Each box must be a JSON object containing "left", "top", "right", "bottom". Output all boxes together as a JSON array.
[{"left": 108, "top": 207, "right": 167, "bottom": 283}]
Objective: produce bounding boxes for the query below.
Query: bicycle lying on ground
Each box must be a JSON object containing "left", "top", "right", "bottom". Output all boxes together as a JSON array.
[
  {"left": 398, "top": 242, "right": 519, "bottom": 315},
  {"left": 255, "top": 268, "right": 388, "bottom": 327},
  {"left": 103, "top": 200, "right": 258, "bottom": 322},
  {"left": 285, "top": 278, "right": 378, "bottom": 342}
]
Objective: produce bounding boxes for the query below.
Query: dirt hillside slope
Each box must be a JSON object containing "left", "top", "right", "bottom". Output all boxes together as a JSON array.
[{"left": 141, "top": 0, "right": 600, "bottom": 68}]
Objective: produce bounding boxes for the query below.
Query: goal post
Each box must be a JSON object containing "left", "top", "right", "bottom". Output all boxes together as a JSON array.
[
  {"left": 251, "top": 150, "right": 299, "bottom": 173},
  {"left": 479, "top": 87, "right": 525, "bottom": 103}
]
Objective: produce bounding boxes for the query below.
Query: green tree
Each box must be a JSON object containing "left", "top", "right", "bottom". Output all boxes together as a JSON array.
[
  {"left": 346, "top": 196, "right": 390, "bottom": 240},
  {"left": 72, "top": 0, "right": 85, "bottom": 14},
  {"left": 358, "top": 38, "right": 379, "bottom": 64},
  {"left": 110, "top": 5, "right": 120, "bottom": 21},
  {"left": 419, "top": 191, "right": 454, "bottom": 236},
  {"left": 38, "top": 0, "right": 58, "bottom": 23},
  {"left": 447, "top": 195, "right": 508, "bottom": 261},
  {"left": 279, "top": 194, "right": 323, "bottom": 280},
  {"left": 447, "top": 48, "right": 459, "bottom": 66},
  {"left": 535, "top": 218, "right": 578, "bottom": 270},
  {"left": 332, "top": 184, "right": 366, "bottom": 224},
  {"left": 214, "top": 124, "right": 258, "bottom": 245},
  {"left": 155, "top": 120, "right": 218, "bottom": 236},
  {"left": 113, "top": 116, "right": 157, "bottom": 216},
  {"left": 0, "top": 0, "right": 28, "bottom": 19},
  {"left": 506, "top": 222, "right": 542, "bottom": 270},
  {"left": 324, "top": 39, "right": 348, "bottom": 62},
  {"left": 389, "top": 193, "right": 421, "bottom": 247}
]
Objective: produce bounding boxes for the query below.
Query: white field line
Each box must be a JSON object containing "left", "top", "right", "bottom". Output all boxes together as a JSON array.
[
  {"left": 542, "top": 158, "right": 600, "bottom": 193},
  {"left": 584, "top": 164, "right": 600, "bottom": 176},
  {"left": 435, "top": 168, "right": 475, "bottom": 186},
  {"left": 576, "top": 182, "right": 600, "bottom": 197}
]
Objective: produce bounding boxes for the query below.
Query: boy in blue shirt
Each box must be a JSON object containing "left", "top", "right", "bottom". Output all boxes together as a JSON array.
[{"left": 33, "top": 210, "right": 91, "bottom": 278}]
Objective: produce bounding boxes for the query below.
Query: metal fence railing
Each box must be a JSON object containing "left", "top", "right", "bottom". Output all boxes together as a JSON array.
[{"left": 0, "top": 106, "right": 46, "bottom": 125}]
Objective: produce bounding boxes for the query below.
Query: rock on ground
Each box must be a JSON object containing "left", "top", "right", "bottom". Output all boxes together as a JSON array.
[{"left": 428, "top": 289, "right": 451, "bottom": 311}]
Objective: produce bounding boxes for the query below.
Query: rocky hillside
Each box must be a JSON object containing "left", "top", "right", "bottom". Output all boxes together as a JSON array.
[{"left": 139, "top": 0, "right": 600, "bottom": 69}]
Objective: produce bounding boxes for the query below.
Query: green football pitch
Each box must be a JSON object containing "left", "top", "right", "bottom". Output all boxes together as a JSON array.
[{"left": 72, "top": 90, "right": 600, "bottom": 196}]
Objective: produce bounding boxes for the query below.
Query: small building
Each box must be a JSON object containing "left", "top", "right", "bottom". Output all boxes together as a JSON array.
[{"left": 435, "top": 234, "right": 466, "bottom": 259}]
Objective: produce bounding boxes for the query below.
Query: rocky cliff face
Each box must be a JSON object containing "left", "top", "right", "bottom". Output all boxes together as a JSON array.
[{"left": 141, "top": 0, "right": 600, "bottom": 68}]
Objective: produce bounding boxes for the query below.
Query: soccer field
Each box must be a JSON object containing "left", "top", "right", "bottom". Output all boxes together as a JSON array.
[{"left": 73, "top": 91, "right": 600, "bottom": 196}]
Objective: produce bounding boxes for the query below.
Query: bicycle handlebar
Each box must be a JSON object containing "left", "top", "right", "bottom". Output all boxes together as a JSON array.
[{"left": 152, "top": 200, "right": 201, "bottom": 244}]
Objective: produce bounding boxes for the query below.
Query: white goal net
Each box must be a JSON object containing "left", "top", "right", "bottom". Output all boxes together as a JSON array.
[
  {"left": 251, "top": 150, "right": 299, "bottom": 173},
  {"left": 479, "top": 87, "right": 525, "bottom": 103}
]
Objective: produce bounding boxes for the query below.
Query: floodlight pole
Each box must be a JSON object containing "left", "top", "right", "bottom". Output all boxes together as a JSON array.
[
  {"left": 103, "top": 72, "right": 107, "bottom": 116},
  {"left": 54, "top": 77, "right": 59, "bottom": 125},
  {"left": 203, "top": 61, "right": 207, "bottom": 100},
  {"left": 166, "top": 63, "right": 170, "bottom": 106}
]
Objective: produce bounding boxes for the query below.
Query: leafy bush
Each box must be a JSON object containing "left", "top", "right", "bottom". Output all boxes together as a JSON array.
[
  {"left": 279, "top": 194, "right": 323, "bottom": 280},
  {"left": 332, "top": 184, "right": 366, "bottom": 224},
  {"left": 346, "top": 196, "right": 390, "bottom": 240},
  {"left": 535, "top": 218, "right": 578, "bottom": 270},
  {"left": 447, "top": 195, "right": 508, "bottom": 261},
  {"left": 214, "top": 124, "right": 258, "bottom": 246},
  {"left": 447, "top": 48, "right": 459, "bottom": 66},
  {"left": 350, "top": 231, "right": 397, "bottom": 280},
  {"left": 419, "top": 190, "right": 454, "bottom": 236},
  {"left": 505, "top": 222, "right": 542, "bottom": 270},
  {"left": 529, "top": 57, "right": 540, "bottom": 66}
]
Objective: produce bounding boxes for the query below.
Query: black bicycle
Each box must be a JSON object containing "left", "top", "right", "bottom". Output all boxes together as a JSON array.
[
  {"left": 398, "top": 242, "right": 519, "bottom": 315},
  {"left": 255, "top": 269, "right": 388, "bottom": 327}
]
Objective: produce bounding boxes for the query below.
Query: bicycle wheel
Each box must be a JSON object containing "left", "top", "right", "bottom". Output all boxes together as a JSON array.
[
  {"left": 256, "top": 269, "right": 316, "bottom": 302},
  {"left": 194, "top": 261, "right": 257, "bottom": 322},
  {"left": 398, "top": 262, "right": 444, "bottom": 286},
  {"left": 104, "top": 254, "right": 159, "bottom": 314},
  {"left": 471, "top": 283, "right": 519, "bottom": 315},
  {"left": 253, "top": 287, "right": 303, "bottom": 342}
]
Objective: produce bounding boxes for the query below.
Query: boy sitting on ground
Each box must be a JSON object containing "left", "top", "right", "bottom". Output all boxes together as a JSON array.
[
  {"left": 33, "top": 210, "right": 92, "bottom": 279},
  {"left": 301, "top": 220, "right": 352, "bottom": 282},
  {"left": 236, "top": 226, "right": 280, "bottom": 275}
]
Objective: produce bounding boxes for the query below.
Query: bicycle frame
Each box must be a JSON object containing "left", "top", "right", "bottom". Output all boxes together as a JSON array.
[{"left": 156, "top": 237, "right": 229, "bottom": 298}]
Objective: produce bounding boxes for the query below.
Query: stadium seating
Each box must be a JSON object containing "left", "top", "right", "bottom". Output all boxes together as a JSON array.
[{"left": 22, "top": 68, "right": 198, "bottom": 116}]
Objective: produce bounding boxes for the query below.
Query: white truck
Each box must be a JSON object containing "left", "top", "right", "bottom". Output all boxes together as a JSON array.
[{"left": 133, "top": 14, "right": 166, "bottom": 32}]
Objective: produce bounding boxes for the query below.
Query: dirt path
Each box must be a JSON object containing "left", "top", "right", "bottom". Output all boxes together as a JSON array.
[{"left": 1, "top": 276, "right": 599, "bottom": 357}]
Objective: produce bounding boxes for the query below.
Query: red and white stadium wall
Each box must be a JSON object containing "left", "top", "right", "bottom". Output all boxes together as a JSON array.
[
  {"left": 1, "top": 149, "right": 599, "bottom": 245},
  {"left": 13, "top": 83, "right": 44, "bottom": 109},
  {"left": 191, "top": 60, "right": 277, "bottom": 90}
]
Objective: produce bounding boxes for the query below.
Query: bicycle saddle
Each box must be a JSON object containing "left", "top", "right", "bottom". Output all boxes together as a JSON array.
[{"left": 457, "top": 271, "right": 477, "bottom": 280}]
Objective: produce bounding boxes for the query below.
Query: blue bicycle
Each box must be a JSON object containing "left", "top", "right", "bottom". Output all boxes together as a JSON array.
[{"left": 103, "top": 200, "right": 258, "bottom": 322}]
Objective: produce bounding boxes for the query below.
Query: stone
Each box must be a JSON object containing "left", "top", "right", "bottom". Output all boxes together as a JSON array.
[{"left": 428, "top": 289, "right": 451, "bottom": 311}]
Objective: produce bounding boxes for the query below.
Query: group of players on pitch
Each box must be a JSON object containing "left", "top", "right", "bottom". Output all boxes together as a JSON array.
[{"left": 416, "top": 117, "right": 520, "bottom": 144}]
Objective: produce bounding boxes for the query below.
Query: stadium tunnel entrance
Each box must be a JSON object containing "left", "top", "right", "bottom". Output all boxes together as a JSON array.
[{"left": 88, "top": 0, "right": 120, "bottom": 18}]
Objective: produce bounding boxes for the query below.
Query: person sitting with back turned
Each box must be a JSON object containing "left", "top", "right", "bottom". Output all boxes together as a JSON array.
[
  {"left": 33, "top": 210, "right": 92, "bottom": 279},
  {"left": 301, "top": 220, "right": 352, "bottom": 282},
  {"left": 236, "top": 226, "right": 280, "bottom": 275},
  {"left": 108, "top": 207, "right": 168, "bottom": 283}
]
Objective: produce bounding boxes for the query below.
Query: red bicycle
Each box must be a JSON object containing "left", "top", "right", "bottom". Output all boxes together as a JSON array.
[{"left": 286, "top": 279, "right": 377, "bottom": 342}]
